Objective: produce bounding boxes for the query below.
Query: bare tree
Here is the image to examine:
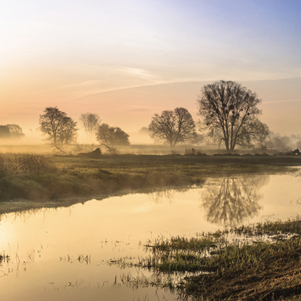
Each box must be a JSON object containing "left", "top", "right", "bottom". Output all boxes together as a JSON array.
[
  {"left": 249, "top": 119, "right": 270, "bottom": 149},
  {"left": 197, "top": 80, "right": 269, "bottom": 151},
  {"left": 149, "top": 107, "right": 196, "bottom": 147},
  {"left": 96, "top": 123, "right": 130, "bottom": 147},
  {"left": 79, "top": 113, "right": 100, "bottom": 136},
  {"left": 39, "top": 107, "right": 78, "bottom": 151}
]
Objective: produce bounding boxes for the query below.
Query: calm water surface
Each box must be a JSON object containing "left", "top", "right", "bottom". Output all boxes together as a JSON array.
[{"left": 0, "top": 172, "right": 301, "bottom": 301}]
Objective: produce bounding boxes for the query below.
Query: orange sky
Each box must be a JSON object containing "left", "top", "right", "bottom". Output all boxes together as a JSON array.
[{"left": 1, "top": 1, "right": 301, "bottom": 142}]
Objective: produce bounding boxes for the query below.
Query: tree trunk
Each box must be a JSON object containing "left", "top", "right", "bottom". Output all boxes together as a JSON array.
[{"left": 224, "top": 136, "right": 230, "bottom": 151}]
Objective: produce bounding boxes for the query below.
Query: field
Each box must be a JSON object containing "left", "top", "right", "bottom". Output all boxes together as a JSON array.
[{"left": 1, "top": 149, "right": 301, "bottom": 214}]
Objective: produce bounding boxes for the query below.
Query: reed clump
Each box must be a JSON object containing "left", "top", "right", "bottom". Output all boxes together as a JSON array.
[
  {"left": 0, "top": 153, "right": 55, "bottom": 176},
  {"left": 14, "top": 153, "right": 56, "bottom": 175}
]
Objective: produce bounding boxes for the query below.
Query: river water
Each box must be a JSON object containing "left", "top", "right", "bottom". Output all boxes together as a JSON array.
[{"left": 0, "top": 171, "right": 301, "bottom": 301}]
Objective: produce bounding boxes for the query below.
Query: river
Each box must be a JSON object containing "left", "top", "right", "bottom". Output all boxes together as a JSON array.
[{"left": 0, "top": 171, "right": 300, "bottom": 300}]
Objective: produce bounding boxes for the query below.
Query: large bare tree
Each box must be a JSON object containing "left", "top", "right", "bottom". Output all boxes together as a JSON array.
[
  {"left": 39, "top": 107, "right": 78, "bottom": 151},
  {"left": 197, "top": 80, "right": 269, "bottom": 151},
  {"left": 149, "top": 107, "right": 196, "bottom": 147},
  {"left": 79, "top": 113, "right": 100, "bottom": 136}
]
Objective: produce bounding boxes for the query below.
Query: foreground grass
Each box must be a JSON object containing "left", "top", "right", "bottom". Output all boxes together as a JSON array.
[
  {"left": 0, "top": 152, "right": 300, "bottom": 212},
  {"left": 136, "top": 219, "right": 301, "bottom": 300}
]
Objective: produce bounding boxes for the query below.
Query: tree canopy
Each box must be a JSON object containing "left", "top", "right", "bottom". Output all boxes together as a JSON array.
[
  {"left": 149, "top": 107, "right": 196, "bottom": 147},
  {"left": 79, "top": 113, "right": 100, "bottom": 136},
  {"left": 197, "top": 80, "right": 269, "bottom": 151},
  {"left": 39, "top": 107, "right": 78, "bottom": 151},
  {"left": 96, "top": 123, "right": 130, "bottom": 147},
  {"left": 0, "top": 124, "right": 25, "bottom": 139}
]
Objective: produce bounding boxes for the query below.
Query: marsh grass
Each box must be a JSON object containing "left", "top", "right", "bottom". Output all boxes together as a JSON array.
[
  {"left": 0, "top": 153, "right": 55, "bottom": 176},
  {"left": 77, "top": 254, "right": 91, "bottom": 264},
  {"left": 110, "top": 218, "right": 301, "bottom": 300},
  {"left": 59, "top": 254, "right": 91, "bottom": 264},
  {"left": 13, "top": 153, "right": 55, "bottom": 175}
]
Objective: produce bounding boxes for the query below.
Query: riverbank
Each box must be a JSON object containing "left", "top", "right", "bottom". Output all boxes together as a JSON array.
[{"left": 0, "top": 153, "right": 301, "bottom": 214}]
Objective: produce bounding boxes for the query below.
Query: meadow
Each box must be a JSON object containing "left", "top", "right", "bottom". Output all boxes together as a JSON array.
[{"left": 0, "top": 146, "right": 300, "bottom": 214}]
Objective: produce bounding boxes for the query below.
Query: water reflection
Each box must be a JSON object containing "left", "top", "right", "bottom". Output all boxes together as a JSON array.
[
  {"left": 201, "top": 175, "right": 270, "bottom": 227},
  {"left": 148, "top": 189, "right": 177, "bottom": 203},
  {"left": 1, "top": 173, "right": 301, "bottom": 300}
]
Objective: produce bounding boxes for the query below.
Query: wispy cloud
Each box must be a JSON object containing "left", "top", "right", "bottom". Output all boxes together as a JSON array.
[{"left": 263, "top": 99, "right": 301, "bottom": 104}]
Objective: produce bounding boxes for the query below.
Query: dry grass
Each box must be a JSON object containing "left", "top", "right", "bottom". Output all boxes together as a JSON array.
[{"left": 0, "top": 151, "right": 300, "bottom": 213}]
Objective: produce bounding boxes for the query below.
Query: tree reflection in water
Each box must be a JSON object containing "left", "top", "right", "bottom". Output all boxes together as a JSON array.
[
  {"left": 201, "top": 175, "right": 269, "bottom": 227},
  {"left": 148, "top": 188, "right": 187, "bottom": 204}
]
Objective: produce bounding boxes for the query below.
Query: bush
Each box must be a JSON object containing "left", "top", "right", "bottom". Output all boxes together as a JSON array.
[{"left": 184, "top": 148, "right": 206, "bottom": 156}]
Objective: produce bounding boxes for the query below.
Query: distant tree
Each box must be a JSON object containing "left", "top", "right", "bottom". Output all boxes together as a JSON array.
[
  {"left": 138, "top": 127, "right": 150, "bottom": 134},
  {"left": 149, "top": 107, "right": 196, "bottom": 147},
  {"left": 197, "top": 80, "right": 269, "bottom": 151},
  {"left": 193, "top": 133, "right": 205, "bottom": 145},
  {"left": 96, "top": 123, "right": 130, "bottom": 147},
  {"left": 0, "top": 124, "right": 25, "bottom": 139},
  {"left": 79, "top": 113, "right": 100, "bottom": 136},
  {"left": 6, "top": 124, "right": 25, "bottom": 139},
  {"left": 267, "top": 134, "right": 293, "bottom": 151},
  {"left": 0, "top": 126, "right": 11, "bottom": 139},
  {"left": 39, "top": 107, "right": 78, "bottom": 151}
]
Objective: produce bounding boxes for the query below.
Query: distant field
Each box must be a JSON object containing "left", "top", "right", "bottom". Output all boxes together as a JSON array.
[
  {"left": 0, "top": 143, "right": 215, "bottom": 155},
  {"left": 0, "top": 143, "right": 289, "bottom": 156},
  {"left": 0, "top": 144, "right": 54, "bottom": 154}
]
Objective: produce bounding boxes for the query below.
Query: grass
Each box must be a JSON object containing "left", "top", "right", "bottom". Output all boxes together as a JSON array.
[
  {"left": 0, "top": 151, "right": 300, "bottom": 214},
  {"left": 58, "top": 254, "right": 91, "bottom": 264},
  {"left": 128, "top": 218, "right": 301, "bottom": 300}
]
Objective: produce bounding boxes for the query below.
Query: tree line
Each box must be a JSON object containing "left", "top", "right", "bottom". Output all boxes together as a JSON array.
[
  {"left": 38, "top": 108, "right": 129, "bottom": 152},
  {"left": 37, "top": 80, "right": 272, "bottom": 152},
  {"left": 0, "top": 80, "right": 279, "bottom": 151}
]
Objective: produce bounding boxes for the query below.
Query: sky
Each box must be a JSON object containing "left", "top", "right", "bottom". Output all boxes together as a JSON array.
[{"left": 1, "top": 0, "right": 301, "bottom": 141}]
